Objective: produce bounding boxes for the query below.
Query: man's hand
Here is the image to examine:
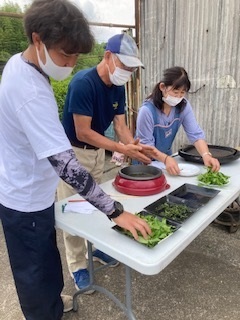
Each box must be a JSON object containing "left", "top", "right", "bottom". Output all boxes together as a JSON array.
[
  {"left": 123, "top": 144, "right": 152, "bottom": 164},
  {"left": 121, "top": 139, "right": 156, "bottom": 164},
  {"left": 112, "top": 211, "right": 151, "bottom": 240}
]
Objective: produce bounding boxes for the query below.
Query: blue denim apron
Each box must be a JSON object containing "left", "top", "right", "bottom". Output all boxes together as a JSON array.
[{"left": 147, "top": 102, "right": 181, "bottom": 155}]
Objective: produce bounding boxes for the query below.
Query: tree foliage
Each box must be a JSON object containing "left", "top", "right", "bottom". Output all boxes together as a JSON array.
[
  {"left": 0, "top": 1, "right": 106, "bottom": 117},
  {"left": 0, "top": 2, "right": 106, "bottom": 68},
  {"left": 0, "top": 0, "right": 22, "bottom": 13},
  {"left": 0, "top": 2, "right": 28, "bottom": 61},
  {"left": 51, "top": 78, "right": 72, "bottom": 121},
  {"left": 74, "top": 42, "right": 105, "bottom": 73}
]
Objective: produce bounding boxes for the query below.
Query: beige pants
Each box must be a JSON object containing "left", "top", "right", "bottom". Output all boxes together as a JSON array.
[{"left": 57, "top": 146, "right": 105, "bottom": 273}]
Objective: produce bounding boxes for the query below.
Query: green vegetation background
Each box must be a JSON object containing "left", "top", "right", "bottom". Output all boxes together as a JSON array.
[{"left": 0, "top": 1, "right": 105, "bottom": 119}]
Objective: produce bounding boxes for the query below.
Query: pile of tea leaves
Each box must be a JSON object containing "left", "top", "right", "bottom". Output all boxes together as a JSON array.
[
  {"left": 123, "top": 213, "right": 175, "bottom": 248},
  {"left": 197, "top": 167, "right": 230, "bottom": 186},
  {"left": 153, "top": 202, "right": 192, "bottom": 221}
]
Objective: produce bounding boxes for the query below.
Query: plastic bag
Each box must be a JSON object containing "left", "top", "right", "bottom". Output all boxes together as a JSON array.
[{"left": 110, "top": 142, "right": 125, "bottom": 166}]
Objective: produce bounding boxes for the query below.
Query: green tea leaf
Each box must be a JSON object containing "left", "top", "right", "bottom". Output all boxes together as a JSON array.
[
  {"left": 197, "top": 167, "right": 230, "bottom": 186},
  {"left": 123, "top": 214, "right": 175, "bottom": 248}
]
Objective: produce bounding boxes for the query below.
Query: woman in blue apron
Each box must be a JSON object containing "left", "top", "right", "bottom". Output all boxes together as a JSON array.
[{"left": 135, "top": 66, "right": 220, "bottom": 175}]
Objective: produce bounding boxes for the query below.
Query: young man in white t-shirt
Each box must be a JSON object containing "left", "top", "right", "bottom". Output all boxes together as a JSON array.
[{"left": 0, "top": 1, "right": 151, "bottom": 319}]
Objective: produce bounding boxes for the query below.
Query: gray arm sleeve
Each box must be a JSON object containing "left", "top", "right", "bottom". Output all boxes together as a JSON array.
[{"left": 48, "top": 149, "right": 115, "bottom": 215}]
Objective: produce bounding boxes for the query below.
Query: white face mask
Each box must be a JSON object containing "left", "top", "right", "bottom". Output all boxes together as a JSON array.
[
  {"left": 36, "top": 44, "right": 73, "bottom": 81},
  {"left": 162, "top": 94, "right": 184, "bottom": 107},
  {"left": 108, "top": 55, "right": 132, "bottom": 86}
]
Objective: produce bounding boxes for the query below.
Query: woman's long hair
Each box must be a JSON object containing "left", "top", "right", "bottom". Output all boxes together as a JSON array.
[{"left": 147, "top": 66, "right": 191, "bottom": 112}]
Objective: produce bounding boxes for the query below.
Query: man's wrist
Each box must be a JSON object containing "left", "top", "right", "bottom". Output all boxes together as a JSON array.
[{"left": 108, "top": 201, "right": 124, "bottom": 220}]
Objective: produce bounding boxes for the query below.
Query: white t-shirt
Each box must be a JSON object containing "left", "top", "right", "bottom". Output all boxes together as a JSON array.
[{"left": 0, "top": 53, "right": 71, "bottom": 212}]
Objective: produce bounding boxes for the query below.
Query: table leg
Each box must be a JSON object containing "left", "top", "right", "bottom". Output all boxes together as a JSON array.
[
  {"left": 87, "top": 240, "right": 94, "bottom": 283},
  {"left": 125, "top": 265, "right": 137, "bottom": 320},
  {"left": 72, "top": 241, "right": 137, "bottom": 320}
]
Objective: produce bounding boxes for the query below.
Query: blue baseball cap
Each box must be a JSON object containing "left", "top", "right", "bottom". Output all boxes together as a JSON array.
[{"left": 106, "top": 33, "right": 144, "bottom": 68}]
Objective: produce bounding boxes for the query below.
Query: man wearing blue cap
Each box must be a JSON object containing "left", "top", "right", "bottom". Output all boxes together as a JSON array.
[{"left": 58, "top": 33, "right": 156, "bottom": 292}]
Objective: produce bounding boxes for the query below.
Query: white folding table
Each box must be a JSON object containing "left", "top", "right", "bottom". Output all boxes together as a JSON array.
[{"left": 55, "top": 157, "right": 240, "bottom": 319}]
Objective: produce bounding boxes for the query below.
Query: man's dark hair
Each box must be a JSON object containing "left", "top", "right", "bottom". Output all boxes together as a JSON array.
[{"left": 24, "top": 0, "right": 94, "bottom": 54}]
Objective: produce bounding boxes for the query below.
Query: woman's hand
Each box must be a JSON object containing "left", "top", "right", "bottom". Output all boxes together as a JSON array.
[
  {"left": 202, "top": 155, "right": 220, "bottom": 172},
  {"left": 194, "top": 140, "right": 220, "bottom": 172},
  {"left": 165, "top": 156, "right": 181, "bottom": 175},
  {"left": 112, "top": 211, "right": 151, "bottom": 240}
]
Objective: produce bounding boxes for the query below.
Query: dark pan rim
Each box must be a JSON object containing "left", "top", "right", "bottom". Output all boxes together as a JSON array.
[
  {"left": 178, "top": 144, "right": 240, "bottom": 164},
  {"left": 118, "top": 165, "right": 163, "bottom": 181}
]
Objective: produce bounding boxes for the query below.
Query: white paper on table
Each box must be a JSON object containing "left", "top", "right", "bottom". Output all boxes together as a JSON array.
[
  {"left": 63, "top": 202, "right": 98, "bottom": 214},
  {"left": 149, "top": 161, "right": 166, "bottom": 170}
]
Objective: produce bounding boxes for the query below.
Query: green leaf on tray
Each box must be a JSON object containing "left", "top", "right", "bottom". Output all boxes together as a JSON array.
[
  {"left": 123, "top": 214, "right": 175, "bottom": 248},
  {"left": 197, "top": 167, "right": 230, "bottom": 186},
  {"left": 153, "top": 202, "right": 192, "bottom": 221}
]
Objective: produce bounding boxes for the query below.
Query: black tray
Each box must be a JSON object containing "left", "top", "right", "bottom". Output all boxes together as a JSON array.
[
  {"left": 178, "top": 144, "right": 240, "bottom": 164},
  {"left": 144, "top": 194, "right": 201, "bottom": 223},
  {"left": 169, "top": 183, "right": 220, "bottom": 204},
  {"left": 112, "top": 211, "right": 181, "bottom": 248}
]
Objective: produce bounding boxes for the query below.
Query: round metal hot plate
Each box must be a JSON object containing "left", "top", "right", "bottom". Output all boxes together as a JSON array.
[{"left": 178, "top": 145, "right": 240, "bottom": 164}]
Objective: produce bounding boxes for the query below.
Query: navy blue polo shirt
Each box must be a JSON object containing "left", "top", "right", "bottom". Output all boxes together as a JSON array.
[{"left": 62, "top": 67, "right": 126, "bottom": 145}]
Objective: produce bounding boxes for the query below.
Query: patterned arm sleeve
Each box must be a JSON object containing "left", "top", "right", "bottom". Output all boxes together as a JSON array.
[{"left": 48, "top": 149, "right": 115, "bottom": 215}]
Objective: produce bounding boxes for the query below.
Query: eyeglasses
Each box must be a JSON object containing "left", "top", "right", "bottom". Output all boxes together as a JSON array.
[
  {"left": 112, "top": 54, "right": 137, "bottom": 72},
  {"left": 122, "top": 65, "right": 137, "bottom": 72}
]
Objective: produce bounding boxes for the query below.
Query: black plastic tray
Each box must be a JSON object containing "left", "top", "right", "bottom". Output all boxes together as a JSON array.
[
  {"left": 144, "top": 194, "right": 201, "bottom": 223},
  {"left": 169, "top": 183, "right": 220, "bottom": 204},
  {"left": 178, "top": 144, "right": 240, "bottom": 164},
  {"left": 112, "top": 210, "right": 181, "bottom": 248}
]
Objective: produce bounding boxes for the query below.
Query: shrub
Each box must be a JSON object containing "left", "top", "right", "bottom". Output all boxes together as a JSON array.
[{"left": 51, "top": 77, "right": 72, "bottom": 120}]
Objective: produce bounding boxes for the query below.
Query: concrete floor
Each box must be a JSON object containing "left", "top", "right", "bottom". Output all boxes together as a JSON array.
[{"left": 1, "top": 154, "right": 240, "bottom": 320}]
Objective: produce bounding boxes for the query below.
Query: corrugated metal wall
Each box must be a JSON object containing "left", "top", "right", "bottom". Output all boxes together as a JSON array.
[{"left": 139, "top": 0, "right": 240, "bottom": 152}]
